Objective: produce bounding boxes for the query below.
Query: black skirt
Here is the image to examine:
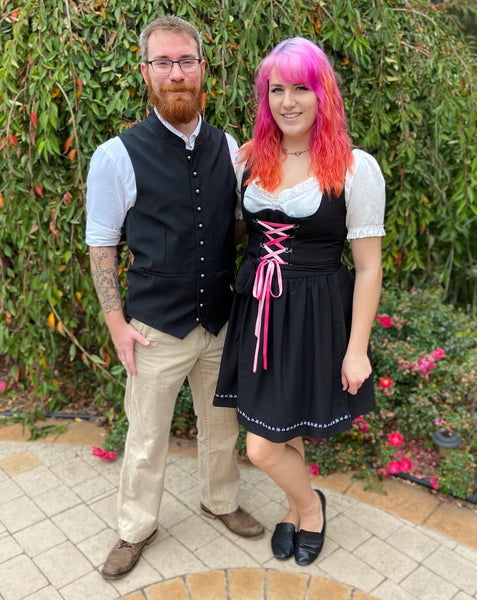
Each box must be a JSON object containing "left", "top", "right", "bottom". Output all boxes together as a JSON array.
[{"left": 214, "top": 200, "right": 375, "bottom": 443}]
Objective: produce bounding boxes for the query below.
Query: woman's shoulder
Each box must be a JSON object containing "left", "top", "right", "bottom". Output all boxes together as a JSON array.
[
  {"left": 351, "top": 147, "right": 382, "bottom": 173},
  {"left": 344, "top": 147, "right": 385, "bottom": 207}
]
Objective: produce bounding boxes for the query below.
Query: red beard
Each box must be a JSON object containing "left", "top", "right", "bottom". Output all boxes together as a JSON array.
[{"left": 148, "top": 83, "right": 203, "bottom": 126}]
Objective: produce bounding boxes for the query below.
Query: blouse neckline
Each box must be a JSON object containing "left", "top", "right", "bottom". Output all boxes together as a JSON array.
[{"left": 251, "top": 176, "right": 317, "bottom": 200}]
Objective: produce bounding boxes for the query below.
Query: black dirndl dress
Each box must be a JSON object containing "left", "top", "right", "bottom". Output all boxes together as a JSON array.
[{"left": 214, "top": 186, "right": 375, "bottom": 443}]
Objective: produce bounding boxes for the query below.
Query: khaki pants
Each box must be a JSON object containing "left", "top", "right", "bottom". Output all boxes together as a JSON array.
[{"left": 117, "top": 321, "right": 240, "bottom": 543}]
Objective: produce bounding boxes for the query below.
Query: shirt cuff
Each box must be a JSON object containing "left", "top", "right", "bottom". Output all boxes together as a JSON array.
[{"left": 347, "top": 225, "right": 386, "bottom": 240}]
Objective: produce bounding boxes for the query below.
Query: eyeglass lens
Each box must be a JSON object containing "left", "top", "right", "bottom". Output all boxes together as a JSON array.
[{"left": 149, "top": 59, "right": 199, "bottom": 73}]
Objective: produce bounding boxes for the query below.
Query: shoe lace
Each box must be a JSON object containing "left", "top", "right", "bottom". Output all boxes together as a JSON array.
[{"left": 118, "top": 540, "right": 133, "bottom": 549}]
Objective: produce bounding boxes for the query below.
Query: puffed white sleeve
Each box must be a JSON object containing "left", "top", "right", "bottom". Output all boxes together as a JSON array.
[
  {"left": 345, "top": 148, "right": 386, "bottom": 239},
  {"left": 85, "top": 137, "right": 136, "bottom": 247},
  {"left": 234, "top": 159, "right": 247, "bottom": 220},
  {"left": 225, "top": 133, "right": 244, "bottom": 220}
]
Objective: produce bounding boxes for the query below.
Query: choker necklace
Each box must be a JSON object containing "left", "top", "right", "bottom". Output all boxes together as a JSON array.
[{"left": 282, "top": 148, "right": 309, "bottom": 157}]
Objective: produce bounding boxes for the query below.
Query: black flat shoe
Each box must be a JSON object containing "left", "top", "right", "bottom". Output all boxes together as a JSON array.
[
  {"left": 295, "top": 489, "right": 326, "bottom": 566},
  {"left": 271, "top": 522, "right": 296, "bottom": 560}
]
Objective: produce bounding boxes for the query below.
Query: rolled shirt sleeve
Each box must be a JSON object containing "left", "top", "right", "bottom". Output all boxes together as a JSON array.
[{"left": 85, "top": 137, "right": 136, "bottom": 247}]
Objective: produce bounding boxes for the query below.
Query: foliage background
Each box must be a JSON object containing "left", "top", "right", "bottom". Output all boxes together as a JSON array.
[{"left": 1, "top": 1, "right": 476, "bottom": 425}]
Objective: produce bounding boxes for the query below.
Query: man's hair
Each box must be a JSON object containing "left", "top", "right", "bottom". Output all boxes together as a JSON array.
[{"left": 139, "top": 15, "right": 203, "bottom": 62}]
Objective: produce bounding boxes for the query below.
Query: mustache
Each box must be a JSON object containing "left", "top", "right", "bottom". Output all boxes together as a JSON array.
[{"left": 159, "top": 83, "right": 197, "bottom": 94}]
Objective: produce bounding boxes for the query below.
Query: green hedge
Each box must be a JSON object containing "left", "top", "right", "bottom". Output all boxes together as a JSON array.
[{"left": 1, "top": 0, "right": 476, "bottom": 411}]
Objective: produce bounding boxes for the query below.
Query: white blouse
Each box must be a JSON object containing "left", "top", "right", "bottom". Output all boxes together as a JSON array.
[{"left": 237, "top": 148, "right": 385, "bottom": 240}]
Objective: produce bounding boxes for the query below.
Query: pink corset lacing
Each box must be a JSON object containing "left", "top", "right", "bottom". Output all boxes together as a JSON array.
[{"left": 252, "top": 220, "right": 295, "bottom": 372}]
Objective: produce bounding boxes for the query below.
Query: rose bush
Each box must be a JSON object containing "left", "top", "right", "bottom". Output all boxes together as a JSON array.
[{"left": 306, "top": 286, "right": 477, "bottom": 501}]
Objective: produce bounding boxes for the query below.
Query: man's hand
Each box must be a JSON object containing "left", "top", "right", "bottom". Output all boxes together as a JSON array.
[
  {"left": 109, "top": 320, "right": 149, "bottom": 375},
  {"left": 89, "top": 245, "right": 149, "bottom": 375}
]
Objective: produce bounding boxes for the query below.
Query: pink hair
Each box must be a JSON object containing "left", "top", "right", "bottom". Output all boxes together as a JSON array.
[{"left": 242, "top": 37, "right": 353, "bottom": 195}]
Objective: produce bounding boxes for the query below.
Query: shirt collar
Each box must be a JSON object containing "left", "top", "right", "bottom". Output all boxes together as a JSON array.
[{"left": 154, "top": 107, "right": 202, "bottom": 150}]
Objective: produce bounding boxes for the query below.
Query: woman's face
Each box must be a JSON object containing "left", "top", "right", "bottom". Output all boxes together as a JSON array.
[{"left": 268, "top": 67, "right": 318, "bottom": 142}]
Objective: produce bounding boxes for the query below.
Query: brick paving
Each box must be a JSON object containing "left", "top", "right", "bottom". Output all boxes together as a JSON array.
[{"left": 0, "top": 420, "right": 476, "bottom": 600}]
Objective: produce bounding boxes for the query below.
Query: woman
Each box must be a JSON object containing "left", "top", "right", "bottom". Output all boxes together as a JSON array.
[{"left": 214, "top": 37, "right": 385, "bottom": 566}]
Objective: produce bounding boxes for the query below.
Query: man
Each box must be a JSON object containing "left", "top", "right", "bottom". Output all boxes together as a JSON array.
[{"left": 86, "top": 15, "right": 263, "bottom": 580}]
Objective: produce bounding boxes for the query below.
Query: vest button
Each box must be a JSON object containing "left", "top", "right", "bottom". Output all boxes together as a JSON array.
[
  {"left": 199, "top": 240, "right": 204, "bottom": 246},
  {"left": 187, "top": 155, "right": 191, "bottom": 160},
  {"left": 199, "top": 303, "right": 204, "bottom": 308},
  {"left": 198, "top": 223, "right": 203, "bottom": 228},
  {"left": 196, "top": 317, "right": 200, "bottom": 322},
  {"left": 195, "top": 189, "right": 200, "bottom": 194},
  {"left": 196, "top": 206, "right": 202, "bottom": 211},
  {"left": 200, "top": 273, "right": 205, "bottom": 278},
  {"left": 193, "top": 171, "right": 198, "bottom": 176},
  {"left": 200, "top": 257, "right": 205, "bottom": 262},
  {"left": 200, "top": 288, "right": 204, "bottom": 293}
]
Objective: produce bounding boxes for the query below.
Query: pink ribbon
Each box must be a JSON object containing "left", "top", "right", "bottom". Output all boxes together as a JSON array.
[{"left": 252, "top": 220, "right": 295, "bottom": 371}]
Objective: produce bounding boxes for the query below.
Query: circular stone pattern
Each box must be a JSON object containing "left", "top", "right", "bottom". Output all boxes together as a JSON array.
[{"left": 119, "top": 568, "right": 380, "bottom": 600}]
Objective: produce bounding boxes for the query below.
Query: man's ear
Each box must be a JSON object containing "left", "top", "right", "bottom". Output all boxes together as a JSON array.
[{"left": 140, "top": 62, "right": 150, "bottom": 85}]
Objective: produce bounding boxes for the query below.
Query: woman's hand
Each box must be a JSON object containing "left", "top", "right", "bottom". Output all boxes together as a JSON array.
[{"left": 341, "top": 352, "right": 372, "bottom": 395}]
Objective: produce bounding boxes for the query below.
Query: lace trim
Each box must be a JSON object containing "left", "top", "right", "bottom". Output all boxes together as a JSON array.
[
  {"left": 347, "top": 225, "right": 385, "bottom": 240},
  {"left": 250, "top": 177, "right": 316, "bottom": 203},
  {"left": 237, "top": 407, "right": 351, "bottom": 433}
]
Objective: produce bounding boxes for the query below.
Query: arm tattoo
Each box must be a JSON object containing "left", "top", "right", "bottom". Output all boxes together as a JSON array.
[{"left": 90, "top": 247, "right": 123, "bottom": 315}]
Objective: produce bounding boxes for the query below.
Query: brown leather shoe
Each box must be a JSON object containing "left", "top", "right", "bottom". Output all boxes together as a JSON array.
[
  {"left": 101, "top": 529, "right": 158, "bottom": 580},
  {"left": 200, "top": 504, "right": 264, "bottom": 539}
]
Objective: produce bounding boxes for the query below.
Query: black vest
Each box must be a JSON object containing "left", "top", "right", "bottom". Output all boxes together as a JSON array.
[{"left": 119, "top": 112, "right": 237, "bottom": 338}]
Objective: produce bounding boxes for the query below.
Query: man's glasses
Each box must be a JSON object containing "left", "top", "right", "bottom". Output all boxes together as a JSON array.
[{"left": 146, "top": 58, "right": 201, "bottom": 74}]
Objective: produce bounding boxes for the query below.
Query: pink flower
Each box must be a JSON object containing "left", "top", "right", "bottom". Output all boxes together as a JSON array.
[
  {"left": 358, "top": 421, "right": 369, "bottom": 433},
  {"left": 386, "top": 461, "right": 402, "bottom": 475},
  {"left": 353, "top": 416, "right": 369, "bottom": 433},
  {"left": 399, "top": 457, "right": 413, "bottom": 472},
  {"left": 376, "top": 314, "right": 393, "bottom": 328},
  {"left": 430, "top": 475, "right": 439, "bottom": 490},
  {"left": 379, "top": 377, "right": 393, "bottom": 389},
  {"left": 92, "top": 446, "right": 117, "bottom": 461},
  {"left": 0, "top": 380, "right": 7, "bottom": 392},
  {"left": 418, "top": 357, "right": 436, "bottom": 376},
  {"left": 388, "top": 432, "right": 404, "bottom": 447},
  {"left": 411, "top": 349, "right": 445, "bottom": 380},
  {"left": 310, "top": 464, "right": 320, "bottom": 476}
]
